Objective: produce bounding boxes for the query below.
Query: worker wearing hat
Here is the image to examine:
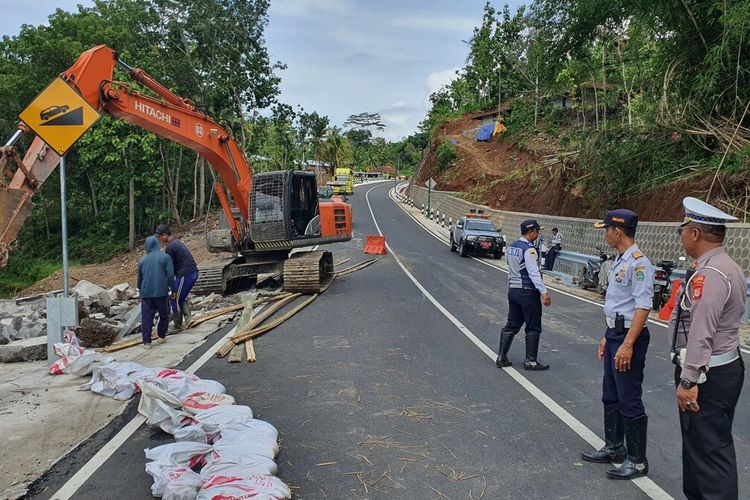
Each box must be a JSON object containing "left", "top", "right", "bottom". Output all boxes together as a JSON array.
[
  {"left": 670, "top": 197, "right": 745, "bottom": 500},
  {"left": 496, "top": 219, "right": 552, "bottom": 371},
  {"left": 582, "top": 209, "right": 653, "bottom": 480},
  {"left": 155, "top": 224, "right": 199, "bottom": 330}
]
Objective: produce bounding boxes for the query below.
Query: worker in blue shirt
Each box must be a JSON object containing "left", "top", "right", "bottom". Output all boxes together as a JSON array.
[
  {"left": 496, "top": 219, "right": 552, "bottom": 371},
  {"left": 581, "top": 209, "right": 654, "bottom": 480},
  {"left": 156, "top": 224, "right": 199, "bottom": 330}
]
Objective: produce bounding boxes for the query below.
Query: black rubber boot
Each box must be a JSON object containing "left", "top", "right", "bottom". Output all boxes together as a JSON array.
[
  {"left": 496, "top": 331, "right": 515, "bottom": 367},
  {"left": 581, "top": 404, "right": 626, "bottom": 463},
  {"left": 172, "top": 308, "right": 183, "bottom": 330},
  {"left": 523, "top": 333, "right": 549, "bottom": 371},
  {"left": 180, "top": 301, "right": 192, "bottom": 329},
  {"left": 607, "top": 415, "right": 648, "bottom": 479}
]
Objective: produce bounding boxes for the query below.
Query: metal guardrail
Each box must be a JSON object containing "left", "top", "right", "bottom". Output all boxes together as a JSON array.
[{"left": 553, "top": 250, "right": 750, "bottom": 324}]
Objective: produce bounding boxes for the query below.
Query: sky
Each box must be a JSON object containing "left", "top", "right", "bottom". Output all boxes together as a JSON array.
[{"left": 0, "top": 0, "right": 526, "bottom": 141}]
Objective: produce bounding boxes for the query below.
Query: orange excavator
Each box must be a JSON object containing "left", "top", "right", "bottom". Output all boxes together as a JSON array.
[{"left": 0, "top": 45, "right": 352, "bottom": 294}]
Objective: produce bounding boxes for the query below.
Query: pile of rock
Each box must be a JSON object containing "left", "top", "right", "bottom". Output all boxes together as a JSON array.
[{"left": 1, "top": 280, "right": 242, "bottom": 350}]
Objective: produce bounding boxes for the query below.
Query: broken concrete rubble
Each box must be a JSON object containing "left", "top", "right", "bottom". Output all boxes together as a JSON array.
[{"left": 2, "top": 278, "right": 245, "bottom": 360}]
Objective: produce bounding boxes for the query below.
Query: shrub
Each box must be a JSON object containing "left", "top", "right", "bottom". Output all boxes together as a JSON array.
[{"left": 437, "top": 140, "right": 458, "bottom": 170}]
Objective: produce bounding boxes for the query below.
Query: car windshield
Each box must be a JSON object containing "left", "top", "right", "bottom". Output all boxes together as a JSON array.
[{"left": 465, "top": 220, "right": 497, "bottom": 231}]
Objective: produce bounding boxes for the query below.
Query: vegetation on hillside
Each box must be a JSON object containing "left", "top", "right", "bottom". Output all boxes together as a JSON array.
[{"left": 421, "top": 1, "right": 750, "bottom": 210}]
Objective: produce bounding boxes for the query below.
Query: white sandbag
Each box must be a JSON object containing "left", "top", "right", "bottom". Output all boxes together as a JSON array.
[
  {"left": 139, "top": 378, "right": 184, "bottom": 408},
  {"left": 199, "top": 456, "right": 278, "bottom": 480},
  {"left": 217, "top": 420, "right": 279, "bottom": 443},
  {"left": 197, "top": 474, "right": 291, "bottom": 500},
  {"left": 139, "top": 393, "right": 196, "bottom": 435},
  {"left": 145, "top": 462, "right": 202, "bottom": 498},
  {"left": 210, "top": 436, "right": 279, "bottom": 461},
  {"left": 144, "top": 442, "right": 213, "bottom": 468},
  {"left": 174, "top": 424, "right": 208, "bottom": 444},
  {"left": 192, "top": 405, "right": 254, "bottom": 435},
  {"left": 48, "top": 332, "right": 86, "bottom": 375},
  {"left": 183, "top": 392, "right": 235, "bottom": 415},
  {"left": 64, "top": 350, "right": 115, "bottom": 376},
  {"left": 152, "top": 369, "right": 226, "bottom": 402},
  {"left": 81, "top": 361, "right": 154, "bottom": 399}
]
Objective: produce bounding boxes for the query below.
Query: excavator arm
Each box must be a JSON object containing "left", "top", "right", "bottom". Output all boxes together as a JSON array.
[{"left": 1, "top": 44, "right": 253, "bottom": 266}]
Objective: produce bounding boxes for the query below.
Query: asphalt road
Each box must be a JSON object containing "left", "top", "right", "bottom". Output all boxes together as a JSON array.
[{"left": 32, "top": 181, "right": 749, "bottom": 499}]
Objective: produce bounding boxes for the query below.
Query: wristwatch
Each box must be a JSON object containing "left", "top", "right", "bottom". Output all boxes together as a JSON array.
[{"left": 680, "top": 378, "right": 697, "bottom": 389}]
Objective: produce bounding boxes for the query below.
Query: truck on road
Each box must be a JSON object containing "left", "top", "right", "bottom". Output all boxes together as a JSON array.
[{"left": 327, "top": 167, "right": 354, "bottom": 196}]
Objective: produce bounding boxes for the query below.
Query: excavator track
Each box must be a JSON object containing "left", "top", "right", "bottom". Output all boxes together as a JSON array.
[
  {"left": 192, "top": 261, "right": 229, "bottom": 295},
  {"left": 283, "top": 251, "right": 334, "bottom": 293}
]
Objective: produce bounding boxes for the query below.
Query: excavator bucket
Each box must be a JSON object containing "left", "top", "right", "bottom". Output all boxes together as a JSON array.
[
  {"left": 0, "top": 188, "right": 32, "bottom": 267},
  {"left": 0, "top": 137, "right": 61, "bottom": 267}
]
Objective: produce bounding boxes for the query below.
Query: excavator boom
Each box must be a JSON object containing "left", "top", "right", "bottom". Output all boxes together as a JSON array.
[{"left": 1, "top": 45, "right": 352, "bottom": 294}]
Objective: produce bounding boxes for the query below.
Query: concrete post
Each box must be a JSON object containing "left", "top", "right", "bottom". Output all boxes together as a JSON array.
[
  {"left": 421, "top": 203, "right": 425, "bottom": 215},
  {"left": 449, "top": 217, "right": 453, "bottom": 230}
]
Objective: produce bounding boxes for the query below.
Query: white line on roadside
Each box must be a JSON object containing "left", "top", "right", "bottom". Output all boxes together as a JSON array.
[
  {"left": 52, "top": 284, "right": 284, "bottom": 500},
  {"left": 366, "top": 184, "right": 672, "bottom": 500},
  {"left": 388, "top": 187, "right": 750, "bottom": 356}
]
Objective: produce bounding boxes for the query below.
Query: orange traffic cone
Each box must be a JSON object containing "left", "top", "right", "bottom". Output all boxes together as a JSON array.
[
  {"left": 659, "top": 278, "right": 682, "bottom": 320},
  {"left": 364, "top": 235, "right": 387, "bottom": 255}
]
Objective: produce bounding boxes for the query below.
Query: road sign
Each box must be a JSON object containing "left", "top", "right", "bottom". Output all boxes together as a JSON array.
[
  {"left": 18, "top": 77, "right": 101, "bottom": 156},
  {"left": 425, "top": 178, "right": 437, "bottom": 189}
]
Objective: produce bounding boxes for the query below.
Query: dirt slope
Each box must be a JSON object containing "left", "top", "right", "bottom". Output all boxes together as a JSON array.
[
  {"left": 20, "top": 213, "right": 233, "bottom": 296},
  {"left": 419, "top": 113, "right": 730, "bottom": 221}
]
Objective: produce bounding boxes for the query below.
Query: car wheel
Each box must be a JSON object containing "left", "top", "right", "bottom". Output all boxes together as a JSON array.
[
  {"left": 493, "top": 249, "right": 503, "bottom": 260},
  {"left": 449, "top": 233, "right": 457, "bottom": 252},
  {"left": 458, "top": 240, "right": 468, "bottom": 257}
]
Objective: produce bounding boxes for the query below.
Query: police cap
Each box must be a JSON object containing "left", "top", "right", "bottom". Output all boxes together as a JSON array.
[
  {"left": 594, "top": 209, "right": 638, "bottom": 229},
  {"left": 681, "top": 197, "right": 738, "bottom": 227}
]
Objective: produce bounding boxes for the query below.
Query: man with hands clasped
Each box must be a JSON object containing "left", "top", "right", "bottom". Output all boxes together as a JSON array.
[
  {"left": 669, "top": 197, "right": 745, "bottom": 500},
  {"left": 581, "top": 209, "right": 653, "bottom": 480}
]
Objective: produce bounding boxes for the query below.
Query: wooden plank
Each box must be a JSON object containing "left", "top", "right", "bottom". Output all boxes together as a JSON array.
[
  {"left": 228, "top": 343, "right": 244, "bottom": 363},
  {"left": 216, "top": 293, "right": 302, "bottom": 358},
  {"left": 245, "top": 339, "right": 256, "bottom": 363}
]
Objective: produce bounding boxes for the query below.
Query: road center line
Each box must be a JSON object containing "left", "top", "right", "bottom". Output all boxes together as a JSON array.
[{"left": 366, "top": 183, "right": 671, "bottom": 499}]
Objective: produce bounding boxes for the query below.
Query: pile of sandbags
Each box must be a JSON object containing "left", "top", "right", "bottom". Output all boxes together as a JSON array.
[{"left": 141, "top": 385, "right": 291, "bottom": 499}]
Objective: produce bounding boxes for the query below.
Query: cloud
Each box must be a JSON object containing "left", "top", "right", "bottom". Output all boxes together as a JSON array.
[
  {"left": 393, "top": 15, "right": 478, "bottom": 34},
  {"left": 271, "top": 0, "right": 352, "bottom": 18},
  {"left": 423, "top": 67, "right": 461, "bottom": 107}
]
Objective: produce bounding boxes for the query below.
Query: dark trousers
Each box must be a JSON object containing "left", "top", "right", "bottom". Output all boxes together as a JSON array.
[
  {"left": 545, "top": 246, "right": 560, "bottom": 270},
  {"left": 675, "top": 357, "right": 744, "bottom": 500},
  {"left": 502, "top": 288, "right": 542, "bottom": 337},
  {"left": 141, "top": 296, "right": 170, "bottom": 344},
  {"left": 602, "top": 327, "right": 649, "bottom": 418},
  {"left": 170, "top": 270, "right": 199, "bottom": 315}
]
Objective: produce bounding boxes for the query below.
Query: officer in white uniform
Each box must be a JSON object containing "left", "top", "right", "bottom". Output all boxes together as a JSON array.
[{"left": 670, "top": 197, "right": 745, "bottom": 500}]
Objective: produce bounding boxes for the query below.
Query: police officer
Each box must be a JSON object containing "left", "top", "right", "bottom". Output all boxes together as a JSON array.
[
  {"left": 670, "top": 197, "right": 745, "bottom": 500},
  {"left": 496, "top": 219, "right": 551, "bottom": 371},
  {"left": 581, "top": 209, "right": 653, "bottom": 480}
]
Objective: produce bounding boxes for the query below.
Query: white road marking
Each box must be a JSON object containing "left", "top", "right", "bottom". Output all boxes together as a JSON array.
[
  {"left": 366, "top": 184, "right": 672, "bottom": 499},
  {"left": 52, "top": 286, "right": 284, "bottom": 500}
]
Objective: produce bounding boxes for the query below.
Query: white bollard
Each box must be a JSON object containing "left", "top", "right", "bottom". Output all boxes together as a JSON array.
[
  {"left": 421, "top": 203, "right": 425, "bottom": 215},
  {"left": 449, "top": 217, "right": 453, "bottom": 230},
  {"left": 441, "top": 214, "right": 446, "bottom": 227}
]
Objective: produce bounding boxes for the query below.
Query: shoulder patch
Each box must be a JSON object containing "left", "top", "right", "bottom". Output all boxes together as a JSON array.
[
  {"left": 632, "top": 251, "right": 644, "bottom": 259},
  {"left": 691, "top": 275, "right": 705, "bottom": 301},
  {"left": 634, "top": 265, "right": 646, "bottom": 272},
  {"left": 528, "top": 248, "right": 538, "bottom": 258},
  {"left": 635, "top": 270, "right": 646, "bottom": 281}
]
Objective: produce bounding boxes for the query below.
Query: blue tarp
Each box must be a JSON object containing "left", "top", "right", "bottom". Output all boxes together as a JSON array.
[{"left": 476, "top": 123, "right": 494, "bottom": 141}]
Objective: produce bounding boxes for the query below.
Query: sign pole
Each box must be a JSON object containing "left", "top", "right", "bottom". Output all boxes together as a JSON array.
[{"left": 59, "top": 154, "right": 69, "bottom": 297}]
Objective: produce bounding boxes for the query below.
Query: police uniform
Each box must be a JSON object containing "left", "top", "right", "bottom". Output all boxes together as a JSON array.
[
  {"left": 581, "top": 209, "right": 654, "bottom": 480},
  {"left": 496, "top": 219, "right": 549, "bottom": 371},
  {"left": 670, "top": 197, "right": 745, "bottom": 500}
]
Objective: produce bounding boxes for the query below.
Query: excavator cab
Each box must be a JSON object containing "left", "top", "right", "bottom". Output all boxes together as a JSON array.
[{"left": 250, "top": 170, "right": 321, "bottom": 243}]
